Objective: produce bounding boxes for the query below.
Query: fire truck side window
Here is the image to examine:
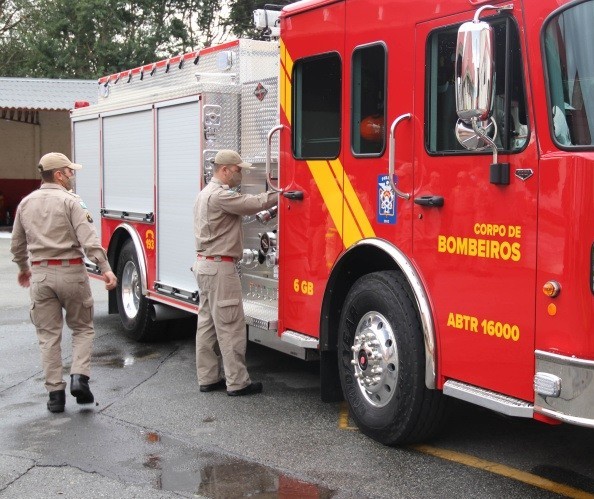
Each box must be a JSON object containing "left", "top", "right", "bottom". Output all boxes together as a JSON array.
[
  {"left": 544, "top": 0, "right": 594, "bottom": 147},
  {"left": 293, "top": 53, "right": 341, "bottom": 159},
  {"left": 351, "top": 44, "right": 386, "bottom": 156},
  {"left": 426, "top": 18, "right": 528, "bottom": 154}
]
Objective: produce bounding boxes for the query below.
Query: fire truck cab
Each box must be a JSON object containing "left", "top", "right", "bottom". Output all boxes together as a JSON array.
[{"left": 72, "top": 0, "right": 594, "bottom": 445}]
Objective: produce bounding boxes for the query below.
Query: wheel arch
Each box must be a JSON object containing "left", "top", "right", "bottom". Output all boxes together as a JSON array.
[
  {"left": 107, "top": 223, "right": 149, "bottom": 314},
  {"left": 320, "top": 238, "right": 437, "bottom": 390}
]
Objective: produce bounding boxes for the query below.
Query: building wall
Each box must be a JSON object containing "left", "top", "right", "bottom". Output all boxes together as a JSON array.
[{"left": 0, "top": 110, "right": 71, "bottom": 222}]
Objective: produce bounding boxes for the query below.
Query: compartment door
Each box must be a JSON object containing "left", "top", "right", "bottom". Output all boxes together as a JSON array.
[
  {"left": 156, "top": 96, "right": 201, "bottom": 294},
  {"left": 73, "top": 116, "right": 101, "bottom": 242}
]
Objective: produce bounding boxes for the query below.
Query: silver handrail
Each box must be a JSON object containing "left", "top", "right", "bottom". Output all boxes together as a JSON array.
[
  {"left": 266, "top": 124, "right": 284, "bottom": 193},
  {"left": 388, "top": 113, "right": 412, "bottom": 200}
]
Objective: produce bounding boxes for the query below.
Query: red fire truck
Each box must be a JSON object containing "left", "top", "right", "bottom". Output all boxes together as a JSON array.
[{"left": 71, "top": 0, "right": 594, "bottom": 445}]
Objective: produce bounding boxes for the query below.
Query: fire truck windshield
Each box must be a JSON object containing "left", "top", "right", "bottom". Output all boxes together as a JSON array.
[{"left": 545, "top": 0, "right": 594, "bottom": 148}]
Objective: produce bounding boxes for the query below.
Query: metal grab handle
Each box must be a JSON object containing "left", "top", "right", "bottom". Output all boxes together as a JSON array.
[
  {"left": 266, "top": 124, "right": 284, "bottom": 193},
  {"left": 388, "top": 113, "right": 412, "bottom": 200}
]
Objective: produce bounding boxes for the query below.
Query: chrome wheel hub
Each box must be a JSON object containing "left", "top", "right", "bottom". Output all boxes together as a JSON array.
[
  {"left": 350, "top": 312, "right": 398, "bottom": 407},
  {"left": 121, "top": 261, "right": 141, "bottom": 320}
]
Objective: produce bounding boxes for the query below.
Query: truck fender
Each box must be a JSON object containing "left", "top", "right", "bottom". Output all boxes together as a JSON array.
[
  {"left": 320, "top": 238, "right": 436, "bottom": 390},
  {"left": 107, "top": 223, "right": 149, "bottom": 315}
]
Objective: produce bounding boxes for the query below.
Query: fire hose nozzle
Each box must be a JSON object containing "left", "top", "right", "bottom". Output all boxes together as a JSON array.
[{"left": 256, "top": 205, "right": 278, "bottom": 224}]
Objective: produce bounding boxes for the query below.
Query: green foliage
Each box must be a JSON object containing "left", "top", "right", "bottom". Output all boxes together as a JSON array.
[
  {"left": 11, "top": 0, "right": 191, "bottom": 78},
  {"left": 227, "top": 0, "right": 294, "bottom": 39},
  {"left": 0, "top": 0, "right": 299, "bottom": 78},
  {"left": 0, "top": 0, "right": 29, "bottom": 76}
]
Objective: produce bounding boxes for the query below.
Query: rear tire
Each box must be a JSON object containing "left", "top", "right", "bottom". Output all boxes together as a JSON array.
[
  {"left": 116, "top": 240, "right": 164, "bottom": 342},
  {"left": 338, "top": 271, "right": 447, "bottom": 445}
]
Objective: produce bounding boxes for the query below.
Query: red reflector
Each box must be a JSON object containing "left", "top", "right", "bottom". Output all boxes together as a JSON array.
[{"left": 74, "top": 101, "right": 90, "bottom": 108}]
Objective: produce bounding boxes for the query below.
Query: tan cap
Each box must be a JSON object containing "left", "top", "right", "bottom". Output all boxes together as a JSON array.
[
  {"left": 38, "top": 152, "right": 83, "bottom": 172},
  {"left": 214, "top": 149, "right": 254, "bottom": 169}
]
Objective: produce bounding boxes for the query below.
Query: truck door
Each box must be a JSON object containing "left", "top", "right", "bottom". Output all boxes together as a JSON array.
[
  {"left": 343, "top": 1, "right": 415, "bottom": 257},
  {"left": 277, "top": 3, "right": 346, "bottom": 337},
  {"left": 413, "top": 13, "right": 538, "bottom": 401}
]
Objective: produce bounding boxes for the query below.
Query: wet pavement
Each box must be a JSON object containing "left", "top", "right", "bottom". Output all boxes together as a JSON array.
[
  {"left": 2, "top": 234, "right": 594, "bottom": 499},
  {"left": 0, "top": 307, "right": 337, "bottom": 498},
  {"left": 0, "top": 233, "right": 339, "bottom": 498}
]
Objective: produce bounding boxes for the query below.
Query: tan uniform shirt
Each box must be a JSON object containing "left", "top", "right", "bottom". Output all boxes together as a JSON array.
[
  {"left": 194, "top": 179, "right": 278, "bottom": 259},
  {"left": 10, "top": 183, "right": 111, "bottom": 274}
]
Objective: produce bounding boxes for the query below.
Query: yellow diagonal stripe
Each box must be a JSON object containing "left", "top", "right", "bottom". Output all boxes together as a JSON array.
[
  {"left": 328, "top": 159, "right": 375, "bottom": 244},
  {"left": 280, "top": 39, "right": 293, "bottom": 78},
  {"left": 280, "top": 39, "right": 292, "bottom": 125},
  {"left": 307, "top": 160, "right": 344, "bottom": 241},
  {"left": 281, "top": 42, "right": 375, "bottom": 249}
]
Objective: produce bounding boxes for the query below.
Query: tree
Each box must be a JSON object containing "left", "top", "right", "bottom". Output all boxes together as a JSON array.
[
  {"left": 0, "top": 0, "right": 29, "bottom": 76},
  {"left": 12, "top": 0, "right": 202, "bottom": 78},
  {"left": 227, "top": 0, "right": 296, "bottom": 39},
  {"left": 1, "top": 0, "right": 229, "bottom": 78},
  {"left": 173, "top": 0, "right": 227, "bottom": 49},
  {"left": 0, "top": 0, "right": 299, "bottom": 79}
]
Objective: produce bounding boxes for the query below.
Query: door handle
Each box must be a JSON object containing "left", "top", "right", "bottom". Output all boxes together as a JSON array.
[
  {"left": 282, "top": 190, "right": 304, "bottom": 200},
  {"left": 414, "top": 195, "right": 444, "bottom": 207}
]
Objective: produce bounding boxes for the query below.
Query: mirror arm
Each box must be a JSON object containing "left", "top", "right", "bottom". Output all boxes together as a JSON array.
[
  {"left": 471, "top": 117, "right": 498, "bottom": 164},
  {"left": 473, "top": 4, "right": 513, "bottom": 23}
]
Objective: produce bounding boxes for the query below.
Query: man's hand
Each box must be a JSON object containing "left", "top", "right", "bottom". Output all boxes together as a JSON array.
[
  {"left": 17, "top": 270, "right": 31, "bottom": 288},
  {"left": 103, "top": 271, "right": 118, "bottom": 291}
]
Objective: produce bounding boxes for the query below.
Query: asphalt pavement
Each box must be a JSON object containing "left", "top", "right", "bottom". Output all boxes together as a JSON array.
[{"left": 2, "top": 231, "right": 594, "bottom": 499}]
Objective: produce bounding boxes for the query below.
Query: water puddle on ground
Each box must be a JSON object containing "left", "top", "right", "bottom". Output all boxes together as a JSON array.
[
  {"left": 91, "top": 347, "right": 161, "bottom": 368},
  {"left": 142, "top": 431, "right": 335, "bottom": 498}
]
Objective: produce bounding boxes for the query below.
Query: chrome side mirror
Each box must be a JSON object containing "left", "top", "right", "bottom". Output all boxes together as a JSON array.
[
  {"left": 454, "top": 4, "right": 513, "bottom": 185},
  {"left": 455, "top": 19, "right": 494, "bottom": 122}
]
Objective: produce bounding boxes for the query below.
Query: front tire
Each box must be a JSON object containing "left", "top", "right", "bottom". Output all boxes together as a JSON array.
[
  {"left": 338, "top": 271, "right": 446, "bottom": 445},
  {"left": 116, "top": 240, "right": 164, "bottom": 342}
]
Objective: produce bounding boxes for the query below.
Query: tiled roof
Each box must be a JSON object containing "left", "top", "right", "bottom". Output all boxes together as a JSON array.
[{"left": 0, "top": 77, "right": 98, "bottom": 111}]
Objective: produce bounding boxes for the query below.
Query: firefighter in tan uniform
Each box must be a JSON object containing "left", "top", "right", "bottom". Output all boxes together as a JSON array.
[
  {"left": 193, "top": 150, "right": 278, "bottom": 396},
  {"left": 10, "top": 152, "right": 117, "bottom": 413}
]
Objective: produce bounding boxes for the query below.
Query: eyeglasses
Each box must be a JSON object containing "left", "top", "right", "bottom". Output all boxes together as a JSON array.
[{"left": 59, "top": 168, "right": 74, "bottom": 177}]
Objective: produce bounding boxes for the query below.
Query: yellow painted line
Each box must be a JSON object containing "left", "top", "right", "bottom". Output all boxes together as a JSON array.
[
  {"left": 338, "top": 401, "right": 358, "bottom": 430},
  {"left": 412, "top": 444, "right": 594, "bottom": 499},
  {"left": 339, "top": 404, "right": 593, "bottom": 497}
]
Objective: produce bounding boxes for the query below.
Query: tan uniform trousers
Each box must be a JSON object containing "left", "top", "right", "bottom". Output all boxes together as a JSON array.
[
  {"left": 193, "top": 259, "right": 250, "bottom": 391},
  {"left": 29, "top": 262, "right": 95, "bottom": 392}
]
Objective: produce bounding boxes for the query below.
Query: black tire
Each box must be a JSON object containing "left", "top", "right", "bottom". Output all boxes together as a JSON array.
[
  {"left": 116, "top": 240, "right": 165, "bottom": 342},
  {"left": 338, "top": 271, "right": 447, "bottom": 445}
]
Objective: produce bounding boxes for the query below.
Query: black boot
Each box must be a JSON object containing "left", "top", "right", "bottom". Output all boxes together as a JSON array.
[
  {"left": 70, "top": 374, "right": 94, "bottom": 404},
  {"left": 227, "top": 382, "right": 263, "bottom": 397},
  {"left": 47, "top": 390, "right": 65, "bottom": 413}
]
